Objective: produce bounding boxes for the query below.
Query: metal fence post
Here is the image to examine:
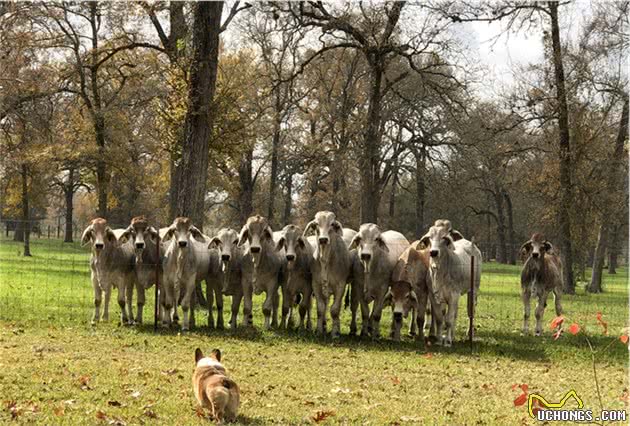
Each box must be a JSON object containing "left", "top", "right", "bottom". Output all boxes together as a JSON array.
[
  {"left": 154, "top": 235, "right": 160, "bottom": 331},
  {"left": 469, "top": 255, "right": 475, "bottom": 353}
]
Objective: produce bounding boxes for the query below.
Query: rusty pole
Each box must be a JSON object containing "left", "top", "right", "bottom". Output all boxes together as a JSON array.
[
  {"left": 154, "top": 235, "right": 160, "bottom": 331},
  {"left": 469, "top": 255, "right": 475, "bottom": 353}
]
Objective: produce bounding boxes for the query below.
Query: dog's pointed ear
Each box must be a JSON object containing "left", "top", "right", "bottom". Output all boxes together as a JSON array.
[
  {"left": 211, "top": 348, "right": 222, "bottom": 362},
  {"left": 195, "top": 348, "right": 203, "bottom": 363}
]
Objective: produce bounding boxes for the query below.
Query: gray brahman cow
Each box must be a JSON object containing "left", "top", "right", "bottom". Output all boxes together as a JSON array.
[
  {"left": 81, "top": 218, "right": 135, "bottom": 325},
  {"left": 160, "top": 217, "right": 209, "bottom": 331},
  {"left": 348, "top": 224, "right": 410, "bottom": 338},
  {"left": 520, "top": 233, "right": 563, "bottom": 336},
  {"left": 303, "top": 211, "right": 353, "bottom": 338},
  {"left": 275, "top": 224, "right": 314, "bottom": 329},
  {"left": 238, "top": 215, "right": 283, "bottom": 329},
  {"left": 117, "top": 215, "right": 161, "bottom": 325},
  {"left": 419, "top": 219, "right": 482, "bottom": 346},
  {"left": 207, "top": 228, "right": 243, "bottom": 329}
]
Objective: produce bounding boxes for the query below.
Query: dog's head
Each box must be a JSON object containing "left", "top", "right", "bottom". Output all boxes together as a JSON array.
[{"left": 194, "top": 348, "right": 225, "bottom": 371}]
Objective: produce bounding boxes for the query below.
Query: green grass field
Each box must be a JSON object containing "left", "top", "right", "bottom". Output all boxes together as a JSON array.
[{"left": 0, "top": 236, "right": 628, "bottom": 424}]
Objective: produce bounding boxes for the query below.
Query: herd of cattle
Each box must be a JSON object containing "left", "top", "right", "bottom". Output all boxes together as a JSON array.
[{"left": 80, "top": 212, "right": 564, "bottom": 346}]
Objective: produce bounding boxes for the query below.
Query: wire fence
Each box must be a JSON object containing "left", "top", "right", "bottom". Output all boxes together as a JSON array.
[{"left": 0, "top": 224, "right": 627, "bottom": 343}]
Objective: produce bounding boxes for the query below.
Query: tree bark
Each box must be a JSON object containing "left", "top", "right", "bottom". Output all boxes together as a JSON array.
[
  {"left": 388, "top": 167, "right": 397, "bottom": 225},
  {"left": 174, "top": 1, "right": 223, "bottom": 228},
  {"left": 608, "top": 232, "right": 619, "bottom": 274},
  {"left": 493, "top": 182, "right": 508, "bottom": 264},
  {"left": 238, "top": 148, "right": 254, "bottom": 224},
  {"left": 64, "top": 168, "right": 75, "bottom": 243},
  {"left": 414, "top": 147, "right": 426, "bottom": 237},
  {"left": 503, "top": 190, "right": 516, "bottom": 264},
  {"left": 21, "top": 164, "right": 31, "bottom": 257},
  {"left": 267, "top": 101, "right": 281, "bottom": 225},
  {"left": 549, "top": 1, "right": 575, "bottom": 294},
  {"left": 282, "top": 172, "right": 293, "bottom": 225},
  {"left": 360, "top": 64, "right": 383, "bottom": 223},
  {"left": 588, "top": 94, "right": 628, "bottom": 291}
]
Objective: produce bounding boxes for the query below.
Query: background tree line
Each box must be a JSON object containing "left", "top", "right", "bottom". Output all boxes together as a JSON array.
[{"left": 0, "top": 1, "right": 627, "bottom": 294}]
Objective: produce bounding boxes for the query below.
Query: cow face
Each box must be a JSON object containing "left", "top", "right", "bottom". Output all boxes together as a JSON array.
[
  {"left": 419, "top": 220, "right": 457, "bottom": 265},
  {"left": 275, "top": 225, "right": 308, "bottom": 270},
  {"left": 81, "top": 218, "right": 117, "bottom": 255},
  {"left": 119, "top": 216, "right": 159, "bottom": 263},
  {"left": 349, "top": 223, "right": 389, "bottom": 273},
  {"left": 238, "top": 215, "right": 273, "bottom": 266},
  {"left": 163, "top": 217, "right": 205, "bottom": 249},
  {"left": 384, "top": 281, "right": 418, "bottom": 323},
  {"left": 303, "top": 211, "right": 343, "bottom": 261},
  {"left": 520, "top": 233, "right": 553, "bottom": 262},
  {"left": 209, "top": 228, "right": 239, "bottom": 272}
]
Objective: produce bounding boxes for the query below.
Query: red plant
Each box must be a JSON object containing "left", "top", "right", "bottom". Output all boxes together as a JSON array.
[
  {"left": 550, "top": 316, "right": 564, "bottom": 330},
  {"left": 596, "top": 312, "right": 608, "bottom": 335}
]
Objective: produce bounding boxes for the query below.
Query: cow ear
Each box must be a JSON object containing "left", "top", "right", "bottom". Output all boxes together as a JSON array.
[
  {"left": 195, "top": 348, "right": 203, "bottom": 363},
  {"left": 302, "top": 220, "right": 317, "bottom": 237},
  {"left": 409, "top": 290, "right": 418, "bottom": 303},
  {"left": 376, "top": 237, "right": 389, "bottom": 253},
  {"left": 384, "top": 289, "right": 393, "bottom": 306},
  {"left": 419, "top": 235, "right": 431, "bottom": 249},
  {"left": 211, "top": 349, "right": 221, "bottom": 362},
  {"left": 443, "top": 235, "right": 455, "bottom": 249},
  {"left": 520, "top": 241, "right": 532, "bottom": 256},
  {"left": 264, "top": 226, "right": 273, "bottom": 240},
  {"left": 81, "top": 225, "right": 93, "bottom": 247},
  {"left": 543, "top": 241, "right": 553, "bottom": 252},
  {"left": 409, "top": 240, "right": 423, "bottom": 251},
  {"left": 148, "top": 227, "right": 159, "bottom": 243},
  {"left": 275, "top": 236, "right": 285, "bottom": 252},
  {"left": 190, "top": 226, "right": 205, "bottom": 242},
  {"left": 297, "top": 236, "right": 307, "bottom": 249},
  {"left": 450, "top": 230, "right": 464, "bottom": 241},
  {"left": 237, "top": 226, "right": 249, "bottom": 247},
  {"left": 349, "top": 234, "right": 361, "bottom": 250},
  {"left": 209, "top": 237, "right": 222, "bottom": 250}
]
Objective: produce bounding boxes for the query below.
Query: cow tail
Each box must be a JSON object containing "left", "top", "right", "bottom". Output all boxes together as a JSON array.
[{"left": 344, "top": 286, "right": 350, "bottom": 309}]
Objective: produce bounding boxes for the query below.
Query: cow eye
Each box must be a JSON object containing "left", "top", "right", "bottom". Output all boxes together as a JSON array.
[{"left": 232, "top": 239, "right": 238, "bottom": 246}]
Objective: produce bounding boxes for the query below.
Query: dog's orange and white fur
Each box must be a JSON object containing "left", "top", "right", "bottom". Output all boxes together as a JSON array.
[{"left": 193, "top": 348, "right": 240, "bottom": 423}]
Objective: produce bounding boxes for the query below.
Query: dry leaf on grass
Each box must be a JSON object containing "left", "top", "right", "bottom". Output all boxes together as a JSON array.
[
  {"left": 95, "top": 410, "right": 107, "bottom": 420},
  {"left": 311, "top": 409, "right": 335, "bottom": 423},
  {"left": 107, "top": 400, "right": 122, "bottom": 407},
  {"left": 144, "top": 409, "right": 158, "bottom": 419},
  {"left": 53, "top": 405, "right": 65, "bottom": 416}
]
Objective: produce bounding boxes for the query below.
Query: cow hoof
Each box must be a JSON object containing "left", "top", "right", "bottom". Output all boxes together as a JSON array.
[
  {"left": 91, "top": 320, "right": 97, "bottom": 326},
  {"left": 535, "top": 331, "right": 542, "bottom": 337}
]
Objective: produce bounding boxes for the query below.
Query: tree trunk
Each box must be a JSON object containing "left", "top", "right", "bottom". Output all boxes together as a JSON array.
[
  {"left": 549, "top": 1, "right": 575, "bottom": 294},
  {"left": 608, "top": 242, "right": 618, "bottom": 274},
  {"left": 360, "top": 64, "right": 383, "bottom": 223},
  {"left": 388, "top": 165, "right": 397, "bottom": 226},
  {"left": 64, "top": 168, "right": 75, "bottom": 243},
  {"left": 168, "top": 151, "right": 180, "bottom": 222},
  {"left": 589, "top": 95, "right": 628, "bottom": 289},
  {"left": 174, "top": 1, "right": 223, "bottom": 228},
  {"left": 283, "top": 172, "right": 293, "bottom": 225},
  {"left": 503, "top": 190, "right": 516, "bottom": 264},
  {"left": 238, "top": 148, "right": 254, "bottom": 224},
  {"left": 14, "top": 221, "right": 24, "bottom": 241},
  {"left": 414, "top": 148, "right": 426, "bottom": 237},
  {"left": 267, "top": 109, "right": 281, "bottom": 226},
  {"left": 21, "top": 164, "right": 31, "bottom": 257},
  {"left": 493, "top": 183, "right": 508, "bottom": 264}
]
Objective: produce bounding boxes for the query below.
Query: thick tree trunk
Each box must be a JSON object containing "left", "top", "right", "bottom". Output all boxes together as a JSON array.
[
  {"left": 21, "top": 164, "right": 31, "bottom": 257},
  {"left": 283, "top": 173, "right": 292, "bottom": 225},
  {"left": 589, "top": 95, "right": 628, "bottom": 289},
  {"left": 388, "top": 166, "right": 397, "bottom": 225},
  {"left": 494, "top": 187, "right": 508, "bottom": 264},
  {"left": 414, "top": 148, "right": 426, "bottom": 237},
  {"left": 174, "top": 1, "right": 223, "bottom": 228},
  {"left": 14, "top": 221, "right": 23, "bottom": 241},
  {"left": 549, "top": 1, "right": 575, "bottom": 294},
  {"left": 267, "top": 111, "right": 281, "bottom": 226},
  {"left": 168, "top": 151, "right": 180, "bottom": 222},
  {"left": 64, "top": 168, "right": 75, "bottom": 243},
  {"left": 360, "top": 64, "right": 383, "bottom": 223},
  {"left": 608, "top": 245, "right": 618, "bottom": 274},
  {"left": 238, "top": 149, "right": 254, "bottom": 224},
  {"left": 504, "top": 190, "right": 516, "bottom": 264}
]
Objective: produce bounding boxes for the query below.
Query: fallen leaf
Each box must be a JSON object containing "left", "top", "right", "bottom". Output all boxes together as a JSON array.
[
  {"left": 131, "top": 391, "right": 141, "bottom": 399},
  {"left": 423, "top": 353, "right": 433, "bottom": 359},
  {"left": 312, "top": 409, "right": 335, "bottom": 423},
  {"left": 143, "top": 409, "right": 157, "bottom": 419},
  {"left": 621, "top": 335, "right": 629, "bottom": 344},
  {"left": 330, "top": 387, "right": 351, "bottom": 394},
  {"left": 95, "top": 410, "right": 107, "bottom": 420},
  {"left": 568, "top": 323, "right": 580, "bottom": 335},
  {"left": 107, "top": 401, "right": 122, "bottom": 407},
  {"left": 53, "top": 405, "right": 65, "bottom": 416},
  {"left": 390, "top": 376, "right": 401, "bottom": 385},
  {"left": 400, "top": 415, "right": 422, "bottom": 422},
  {"left": 161, "top": 368, "right": 178, "bottom": 376},
  {"left": 513, "top": 393, "right": 527, "bottom": 407},
  {"left": 519, "top": 384, "right": 529, "bottom": 393},
  {"left": 620, "top": 389, "right": 629, "bottom": 406}
]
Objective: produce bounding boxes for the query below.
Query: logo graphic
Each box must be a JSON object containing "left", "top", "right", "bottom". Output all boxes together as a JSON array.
[{"left": 528, "top": 390, "right": 583, "bottom": 418}]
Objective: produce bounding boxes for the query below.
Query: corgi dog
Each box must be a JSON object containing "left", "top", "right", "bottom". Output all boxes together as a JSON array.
[{"left": 193, "top": 348, "right": 240, "bottom": 423}]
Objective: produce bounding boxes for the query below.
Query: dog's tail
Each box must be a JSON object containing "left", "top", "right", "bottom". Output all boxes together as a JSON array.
[{"left": 205, "top": 385, "right": 230, "bottom": 422}]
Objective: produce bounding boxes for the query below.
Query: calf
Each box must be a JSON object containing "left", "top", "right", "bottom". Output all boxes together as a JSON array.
[
  {"left": 118, "top": 216, "right": 161, "bottom": 324},
  {"left": 386, "top": 244, "right": 439, "bottom": 342},
  {"left": 303, "top": 211, "right": 352, "bottom": 338},
  {"left": 161, "top": 217, "right": 207, "bottom": 330},
  {"left": 520, "top": 233, "right": 563, "bottom": 336},
  {"left": 348, "top": 224, "right": 410, "bottom": 337},
  {"left": 238, "top": 215, "right": 283, "bottom": 329},
  {"left": 275, "top": 224, "right": 314, "bottom": 329},
  {"left": 81, "top": 218, "right": 135, "bottom": 325},
  {"left": 207, "top": 228, "right": 242, "bottom": 329},
  {"left": 419, "top": 219, "right": 482, "bottom": 346}
]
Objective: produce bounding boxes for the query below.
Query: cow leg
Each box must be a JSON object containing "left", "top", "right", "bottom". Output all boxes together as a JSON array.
[
  {"left": 103, "top": 283, "right": 111, "bottom": 322},
  {"left": 262, "top": 290, "right": 274, "bottom": 330},
  {"left": 215, "top": 283, "right": 224, "bottom": 330},
  {"left": 281, "top": 287, "right": 291, "bottom": 329},
  {"left": 242, "top": 280, "right": 254, "bottom": 327},
  {"left": 349, "top": 282, "right": 360, "bottom": 336},
  {"left": 91, "top": 275, "right": 101, "bottom": 325},
  {"left": 206, "top": 281, "right": 215, "bottom": 329},
  {"left": 408, "top": 305, "right": 417, "bottom": 337},
  {"left": 271, "top": 286, "right": 279, "bottom": 328},
  {"left": 370, "top": 295, "right": 385, "bottom": 339},
  {"left": 230, "top": 293, "right": 241, "bottom": 330},
  {"left": 534, "top": 291, "right": 549, "bottom": 336},
  {"left": 125, "top": 279, "right": 134, "bottom": 325},
  {"left": 135, "top": 280, "right": 146, "bottom": 324},
  {"left": 445, "top": 295, "right": 459, "bottom": 347},
  {"left": 315, "top": 294, "right": 327, "bottom": 335},
  {"left": 359, "top": 295, "right": 370, "bottom": 337},
  {"left": 181, "top": 278, "right": 196, "bottom": 331},
  {"left": 299, "top": 287, "right": 312, "bottom": 330},
  {"left": 416, "top": 289, "right": 428, "bottom": 343},
  {"left": 427, "top": 290, "right": 442, "bottom": 343},
  {"left": 330, "top": 284, "right": 345, "bottom": 339},
  {"left": 522, "top": 286, "right": 531, "bottom": 335},
  {"left": 553, "top": 286, "right": 563, "bottom": 317}
]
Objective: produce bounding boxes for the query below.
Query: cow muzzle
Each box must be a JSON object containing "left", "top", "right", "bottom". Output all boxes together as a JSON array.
[
  {"left": 136, "top": 242, "right": 145, "bottom": 249},
  {"left": 95, "top": 243, "right": 104, "bottom": 250},
  {"left": 178, "top": 241, "right": 187, "bottom": 248},
  {"left": 532, "top": 252, "right": 540, "bottom": 259},
  {"left": 430, "top": 249, "right": 439, "bottom": 258},
  {"left": 393, "top": 312, "right": 403, "bottom": 322},
  {"left": 250, "top": 246, "right": 261, "bottom": 254},
  {"left": 286, "top": 254, "right": 295, "bottom": 261},
  {"left": 318, "top": 237, "right": 329, "bottom": 245},
  {"left": 221, "top": 254, "right": 231, "bottom": 261}
]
